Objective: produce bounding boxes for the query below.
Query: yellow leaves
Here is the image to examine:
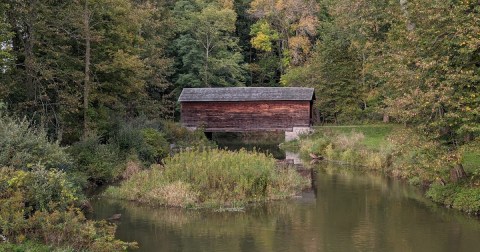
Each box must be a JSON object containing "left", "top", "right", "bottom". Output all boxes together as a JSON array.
[
  {"left": 298, "top": 16, "right": 319, "bottom": 36},
  {"left": 288, "top": 35, "right": 311, "bottom": 64},
  {"left": 250, "top": 21, "right": 279, "bottom": 52},
  {"left": 249, "top": 0, "right": 319, "bottom": 65},
  {"left": 7, "top": 170, "right": 27, "bottom": 188},
  {"left": 251, "top": 33, "right": 273, "bottom": 52},
  {"left": 216, "top": 0, "right": 234, "bottom": 9}
]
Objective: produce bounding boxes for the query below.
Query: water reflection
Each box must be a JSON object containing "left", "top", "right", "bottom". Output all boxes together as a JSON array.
[
  {"left": 213, "top": 132, "right": 286, "bottom": 159},
  {"left": 91, "top": 162, "right": 480, "bottom": 252}
]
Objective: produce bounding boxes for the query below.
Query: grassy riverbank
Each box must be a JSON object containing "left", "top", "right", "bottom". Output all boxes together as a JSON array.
[
  {"left": 282, "top": 125, "right": 480, "bottom": 215},
  {"left": 104, "top": 148, "right": 309, "bottom": 209}
]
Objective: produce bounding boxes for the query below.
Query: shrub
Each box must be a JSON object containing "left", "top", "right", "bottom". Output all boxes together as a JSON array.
[
  {"left": 387, "top": 128, "right": 451, "bottom": 181},
  {"left": 0, "top": 240, "right": 72, "bottom": 252},
  {"left": 0, "top": 114, "right": 71, "bottom": 170},
  {"left": 426, "top": 183, "right": 480, "bottom": 214},
  {"left": 452, "top": 187, "right": 480, "bottom": 214},
  {"left": 113, "top": 121, "right": 144, "bottom": 153},
  {"left": 139, "top": 128, "right": 169, "bottom": 163},
  {"left": 0, "top": 167, "right": 136, "bottom": 251},
  {"left": 0, "top": 167, "right": 78, "bottom": 213},
  {"left": 426, "top": 183, "right": 458, "bottom": 207},
  {"left": 68, "top": 137, "right": 122, "bottom": 184},
  {"left": 161, "top": 121, "right": 215, "bottom": 149}
]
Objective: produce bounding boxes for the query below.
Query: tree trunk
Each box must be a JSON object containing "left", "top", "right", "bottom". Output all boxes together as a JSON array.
[
  {"left": 83, "top": 0, "right": 91, "bottom": 138},
  {"left": 24, "top": 23, "right": 35, "bottom": 101},
  {"left": 205, "top": 46, "right": 209, "bottom": 87},
  {"left": 450, "top": 163, "right": 467, "bottom": 183}
]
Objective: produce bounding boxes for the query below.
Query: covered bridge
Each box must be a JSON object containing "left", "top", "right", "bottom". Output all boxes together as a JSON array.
[{"left": 178, "top": 87, "right": 315, "bottom": 140}]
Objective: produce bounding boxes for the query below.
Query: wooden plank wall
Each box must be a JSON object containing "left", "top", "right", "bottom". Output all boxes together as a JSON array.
[{"left": 181, "top": 101, "right": 311, "bottom": 131}]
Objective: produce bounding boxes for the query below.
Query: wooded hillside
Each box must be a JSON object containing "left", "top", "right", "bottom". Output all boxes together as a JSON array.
[{"left": 1, "top": 0, "right": 479, "bottom": 144}]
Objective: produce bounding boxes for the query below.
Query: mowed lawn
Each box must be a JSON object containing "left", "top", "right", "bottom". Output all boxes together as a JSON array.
[{"left": 313, "top": 124, "right": 396, "bottom": 150}]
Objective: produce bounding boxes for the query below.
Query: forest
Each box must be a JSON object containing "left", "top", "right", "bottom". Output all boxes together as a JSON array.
[
  {"left": 0, "top": 0, "right": 478, "bottom": 144},
  {"left": 0, "top": 0, "right": 479, "bottom": 250}
]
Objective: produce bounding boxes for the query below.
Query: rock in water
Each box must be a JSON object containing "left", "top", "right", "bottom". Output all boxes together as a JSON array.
[{"left": 108, "top": 214, "right": 122, "bottom": 221}]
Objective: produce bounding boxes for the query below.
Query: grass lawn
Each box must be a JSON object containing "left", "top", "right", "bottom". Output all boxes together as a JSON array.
[
  {"left": 463, "top": 151, "right": 480, "bottom": 173},
  {"left": 313, "top": 124, "right": 395, "bottom": 150}
]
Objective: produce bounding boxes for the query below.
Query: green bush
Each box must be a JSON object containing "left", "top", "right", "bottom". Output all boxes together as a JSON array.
[
  {"left": 113, "top": 121, "right": 145, "bottom": 153},
  {"left": 387, "top": 128, "right": 451, "bottom": 181},
  {"left": 0, "top": 240, "right": 72, "bottom": 252},
  {"left": 0, "top": 167, "right": 136, "bottom": 251},
  {"left": 68, "top": 137, "right": 122, "bottom": 184},
  {"left": 0, "top": 114, "right": 71, "bottom": 170},
  {"left": 139, "top": 128, "right": 169, "bottom": 164},
  {"left": 452, "top": 187, "right": 480, "bottom": 214},
  {"left": 426, "top": 183, "right": 480, "bottom": 214},
  {"left": 161, "top": 121, "right": 215, "bottom": 149},
  {"left": 426, "top": 183, "right": 458, "bottom": 207}
]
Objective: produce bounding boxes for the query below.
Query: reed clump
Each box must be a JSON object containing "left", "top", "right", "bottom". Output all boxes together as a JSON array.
[{"left": 104, "top": 148, "right": 309, "bottom": 208}]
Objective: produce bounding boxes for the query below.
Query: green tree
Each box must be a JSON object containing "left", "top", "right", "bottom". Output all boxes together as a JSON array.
[
  {"left": 172, "top": 0, "right": 246, "bottom": 88},
  {"left": 0, "top": 2, "right": 13, "bottom": 68},
  {"left": 375, "top": 0, "right": 480, "bottom": 142},
  {"left": 281, "top": 0, "right": 392, "bottom": 123},
  {"left": 249, "top": 0, "right": 320, "bottom": 70},
  {"left": 1, "top": 0, "right": 175, "bottom": 142}
]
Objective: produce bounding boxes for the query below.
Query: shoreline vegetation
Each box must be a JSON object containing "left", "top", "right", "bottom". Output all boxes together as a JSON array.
[
  {"left": 0, "top": 113, "right": 138, "bottom": 251},
  {"left": 103, "top": 148, "right": 309, "bottom": 209},
  {"left": 280, "top": 125, "right": 480, "bottom": 215},
  {"left": 0, "top": 113, "right": 216, "bottom": 251},
  {"left": 1, "top": 111, "right": 478, "bottom": 251}
]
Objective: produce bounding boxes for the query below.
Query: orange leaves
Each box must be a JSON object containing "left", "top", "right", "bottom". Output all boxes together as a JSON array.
[
  {"left": 288, "top": 36, "right": 311, "bottom": 65},
  {"left": 249, "top": 0, "right": 319, "bottom": 66}
]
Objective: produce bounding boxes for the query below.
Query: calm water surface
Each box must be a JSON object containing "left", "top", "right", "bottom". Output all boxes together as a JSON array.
[{"left": 90, "top": 162, "right": 480, "bottom": 252}]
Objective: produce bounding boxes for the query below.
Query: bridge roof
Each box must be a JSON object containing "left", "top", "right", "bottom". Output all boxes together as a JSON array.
[{"left": 178, "top": 87, "right": 315, "bottom": 102}]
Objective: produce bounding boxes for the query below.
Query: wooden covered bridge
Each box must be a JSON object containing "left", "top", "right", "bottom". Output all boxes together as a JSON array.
[{"left": 178, "top": 87, "right": 315, "bottom": 140}]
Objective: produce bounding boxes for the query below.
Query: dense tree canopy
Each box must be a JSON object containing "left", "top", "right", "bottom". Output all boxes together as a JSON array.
[{"left": 0, "top": 0, "right": 478, "bottom": 144}]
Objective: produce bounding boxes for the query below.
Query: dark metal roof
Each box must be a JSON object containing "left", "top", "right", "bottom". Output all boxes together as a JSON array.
[{"left": 178, "top": 87, "right": 315, "bottom": 102}]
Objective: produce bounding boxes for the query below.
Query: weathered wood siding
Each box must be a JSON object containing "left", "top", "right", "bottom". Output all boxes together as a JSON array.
[{"left": 181, "top": 101, "right": 311, "bottom": 131}]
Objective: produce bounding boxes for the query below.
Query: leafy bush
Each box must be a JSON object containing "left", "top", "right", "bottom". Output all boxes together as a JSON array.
[
  {"left": 426, "top": 183, "right": 458, "bottom": 207},
  {"left": 0, "top": 167, "right": 136, "bottom": 251},
  {"left": 161, "top": 121, "right": 215, "bottom": 149},
  {"left": 0, "top": 240, "right": 72, "bottom": 252},
  {"left": 113, "top": 121, "right": 145, "bottom": 153},
  {"left": 387, "top": 128, "right": 451, "bottom": 181},
  {"left": 105, "top": 148, "right": 309, "bottom": 208},
  {"left": 426, "top": 183, "right": 480, "bottom": 214},
  {"left": 0, "top": 114, "right": 71, "bottom": 170},
  {"left": 139, "top": 128, "right": 169, "bottom": 163},
  {"left": 111, "top": 121, "right": 169, "bottom": 164},
  {"left": 68, "top": 137, "right": 122, "bottom": 184}
]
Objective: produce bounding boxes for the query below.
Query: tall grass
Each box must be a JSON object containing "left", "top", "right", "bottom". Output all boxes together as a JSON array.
[
  {"left": 104, "top": 148, "right": 309, "bottom": 208},
  {"left": 282, "top": 128, "right": 393, "bottom": 169}
]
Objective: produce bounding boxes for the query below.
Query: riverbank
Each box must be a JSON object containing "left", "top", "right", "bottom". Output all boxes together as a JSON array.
[{"left": 281, "top": 125, "right": 480, "bottom": 214}]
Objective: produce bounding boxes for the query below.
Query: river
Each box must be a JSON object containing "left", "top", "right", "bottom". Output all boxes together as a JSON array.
[{"left": 89, "top": 140, "right": 480, "bottom": 252}]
